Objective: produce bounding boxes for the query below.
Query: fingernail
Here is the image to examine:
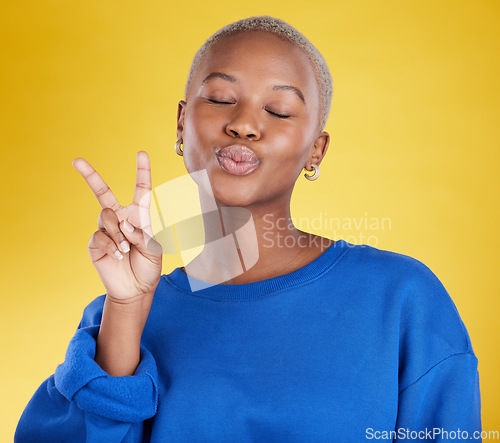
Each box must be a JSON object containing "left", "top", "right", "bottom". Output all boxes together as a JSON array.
[
  {"left": 123, "top": 220, "right": 134, "bottom": 233},
  {"left": 120, "top": 241, "right": 130, "bottom": 253},
  {"left": 114, "top": 250, "right": 123, "bottom": 260}
]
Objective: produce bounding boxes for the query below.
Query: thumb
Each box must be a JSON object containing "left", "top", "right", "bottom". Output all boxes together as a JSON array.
[{"left": 120, "top": 219, "right": 163, "bottom": 257}]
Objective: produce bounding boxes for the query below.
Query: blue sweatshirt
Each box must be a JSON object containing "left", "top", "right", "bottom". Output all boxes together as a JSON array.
[{"left": 15, "top": 239, "right": 481, "bottom": 442}]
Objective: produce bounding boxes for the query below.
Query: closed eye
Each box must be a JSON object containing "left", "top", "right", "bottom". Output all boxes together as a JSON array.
[
  {"left": 206, "top": 98, "right": 290, "bottom": 118},
  {"left": 206, "top": 98, "right": 235, "bottom": 105},
  {"left": 266, "top": 109, "right": 291, "bottom": 119}
]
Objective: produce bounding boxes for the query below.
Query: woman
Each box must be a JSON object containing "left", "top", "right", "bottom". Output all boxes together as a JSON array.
[{"left": 15, "top": 16, "right": 481, "bottom": 442}]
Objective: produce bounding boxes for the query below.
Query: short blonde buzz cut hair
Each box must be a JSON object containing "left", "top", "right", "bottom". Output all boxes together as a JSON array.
[{"left": 184, "top": 15, "right": 333, "bottom": 131}]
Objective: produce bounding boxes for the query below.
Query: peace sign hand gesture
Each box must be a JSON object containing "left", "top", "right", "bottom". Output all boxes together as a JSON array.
[{"left": 72, "top": 151, "right": 163, "bottom": 303}]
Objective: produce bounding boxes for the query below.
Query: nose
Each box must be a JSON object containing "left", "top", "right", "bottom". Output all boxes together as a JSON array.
[{"left": 225, "top": 105, "right": 261, "bottom": 140}]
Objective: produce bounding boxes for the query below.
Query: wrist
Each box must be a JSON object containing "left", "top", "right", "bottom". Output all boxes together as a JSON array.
[
  {"left": 95, "top": 294, "right": 153, "bottom": 376},
  {"left": 105, "top": 291, "right": 155, "bottom": 307},
  {"left": 101, "top": 292, "right": 153, "bottom": 333}
]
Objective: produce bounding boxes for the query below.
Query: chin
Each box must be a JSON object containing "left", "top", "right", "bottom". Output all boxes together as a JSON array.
[
  {"left": 211, "top": 183, "right": 259, "bottom": 208},
  {"left": 198, "top": 164, "right": 260, "bottom": 207}
]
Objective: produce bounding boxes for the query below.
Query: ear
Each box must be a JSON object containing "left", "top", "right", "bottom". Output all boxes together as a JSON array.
[
  {"left": 177, "top": 100, "right": 187, "bottom": 141},
  {"left": 305, "top": 131, "right": 330, "bottom": 170}
]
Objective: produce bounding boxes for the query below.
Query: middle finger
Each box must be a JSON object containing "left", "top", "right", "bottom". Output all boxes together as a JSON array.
[{"left": 98, "top": 208, "right": 130, "bottom": 254}]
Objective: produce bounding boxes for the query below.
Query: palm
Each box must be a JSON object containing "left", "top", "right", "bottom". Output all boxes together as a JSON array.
[{"left": 72, "top": 151, "right": 162, "bottom": 300}]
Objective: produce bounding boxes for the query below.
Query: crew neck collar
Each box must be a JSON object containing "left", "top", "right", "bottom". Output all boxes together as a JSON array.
[{"left": 163, "top": 239, "right": 351, "bottom": 301}]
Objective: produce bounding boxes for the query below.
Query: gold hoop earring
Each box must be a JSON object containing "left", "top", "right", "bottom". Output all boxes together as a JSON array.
[
  {"left": 175, "top": 139, "right": 183, "bottom": 156},
  {"left": 304, "top": 164, "right": 320, "bottom": 181}
]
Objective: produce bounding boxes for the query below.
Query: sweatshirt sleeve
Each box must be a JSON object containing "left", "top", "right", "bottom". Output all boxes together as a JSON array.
[
  {"left": 395, "top": 352, "right": 482, "bottom": 441},
  {"left": 15, "top": 296, "right": 158, "bottom": 443},
  {"left": 394, "top": 256, "right": 482, "bottom": 441}
]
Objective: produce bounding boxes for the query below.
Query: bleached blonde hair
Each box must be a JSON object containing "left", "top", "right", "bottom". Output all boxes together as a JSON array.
[{"left": 184, "top": 15, "right": 333, "bottom": 131}]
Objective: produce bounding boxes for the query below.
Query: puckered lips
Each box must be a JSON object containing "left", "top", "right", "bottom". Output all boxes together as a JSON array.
[{"left": 215, "top": 144, "right": 261, "bottom": 176}]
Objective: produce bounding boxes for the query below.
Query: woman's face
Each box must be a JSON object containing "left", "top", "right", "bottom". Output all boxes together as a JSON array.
[{"left": 177, "top": 30, "right": 329, "bottom": 208}]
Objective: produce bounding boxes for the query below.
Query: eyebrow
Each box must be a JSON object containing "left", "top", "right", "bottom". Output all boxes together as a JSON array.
[
  {"left": 201, "top": 71, "right": 306, "bottom": 104},
  {"left": 201, "top": 72, "right": 236, "bottom": 84},
  {"left": 273, "top": 85, "right": 306, "bottom": 104}
]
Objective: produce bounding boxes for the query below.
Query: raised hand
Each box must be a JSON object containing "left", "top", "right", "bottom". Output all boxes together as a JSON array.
[{"left": 72, "top": 151, "right": 163, "bottom": 303}]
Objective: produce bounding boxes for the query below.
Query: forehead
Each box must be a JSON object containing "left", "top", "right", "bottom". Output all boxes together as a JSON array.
[{"left": 193, "top": 31, "right": 319, "bottom": 99}]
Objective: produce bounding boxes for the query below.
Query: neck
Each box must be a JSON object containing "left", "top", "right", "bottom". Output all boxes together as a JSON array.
[{"left": 182, "top": 185, "right": 333, "bottom": 285}]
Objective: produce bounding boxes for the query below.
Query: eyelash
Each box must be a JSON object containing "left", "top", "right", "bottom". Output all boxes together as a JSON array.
[
  {"left": 207, "top": 98, "right": 234, "bottom": 105},
  {"left": 267, "top": 110, "right": 291, "bottom": 119},
  {"left": 206, "top": 98, "right": 291, "bottom": 119}
]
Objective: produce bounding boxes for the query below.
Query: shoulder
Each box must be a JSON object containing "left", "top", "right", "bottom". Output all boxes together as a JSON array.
[
  {"left": 344, "top": 241, "right": 473, "bottom": 347},
  {"left": 346, "top": 242, "right": 476, "bottom": 389},
  {"left": 361, "top": 244, "right": 462, "bottom": 316},
  {"left": 343, "top": 242, "right": 455, "bottom": 304},
  {"left": 343, "top": 241, "right": 437, "bottom": 280}
]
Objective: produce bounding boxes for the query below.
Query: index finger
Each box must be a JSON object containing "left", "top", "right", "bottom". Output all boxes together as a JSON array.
[
  {"left": 132, "top": 151, "right": 152, "bottom": 209},
  {"left": 72, "top": 157, "right": 120, "bottom": 211},
  {"left": 132, "top": 151, "right": 154, "bottom": 235}
]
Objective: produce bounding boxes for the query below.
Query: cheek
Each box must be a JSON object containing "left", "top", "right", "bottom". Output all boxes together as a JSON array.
[
  {"left": 181, "top": 108, "right": 219, "bottom": 170},
  {"left": 184, "top": 106, "right": 225, "bottom": 143},
  {"left": 266, "top": 124, "right": 312, "bottom": 168}
]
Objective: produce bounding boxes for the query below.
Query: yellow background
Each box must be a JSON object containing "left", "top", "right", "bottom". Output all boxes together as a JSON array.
[{"left": 1, "top": 0, "right": 499, "bottom": 438}]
